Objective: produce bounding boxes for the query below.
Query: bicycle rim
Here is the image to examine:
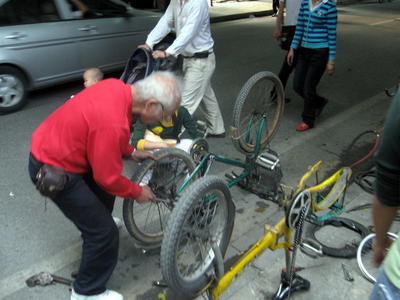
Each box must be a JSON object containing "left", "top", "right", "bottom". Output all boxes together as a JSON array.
[
  {"left": 357, "top": 232, "right": 398, "bottom": 283},
  {"left": 232, "top": 71, "right": 284, "bottom": 154},
  {"left": 123, "top": 148, "right": 196, "bottom": 247}
]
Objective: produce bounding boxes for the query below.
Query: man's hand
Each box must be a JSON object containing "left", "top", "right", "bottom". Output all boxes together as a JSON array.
[
  {"left": 326, "top": 61, "right": 335, "bottom": 74},
  {"left": 136, "top": 185, "right": 156, "bottom": 203},
  {"left": 373, "top": 235, "right": 393, "bottom": 266},
  {"left": 273, "top": 29, "right": 281, "bottom": 39},
  {"left": 152, "top": 50, "right": 170, "bottom": 59},
  {"left": 138, "top": 44, "right": 151, "bottom": 50},
  {"left": 131, "top": 150, "right": 157, "bottom": 162},
  {"left": 287, "top": 48, "right": 295, "bottom": 66}
]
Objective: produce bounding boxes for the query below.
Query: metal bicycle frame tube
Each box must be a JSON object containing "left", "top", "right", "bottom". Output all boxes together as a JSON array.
[
  {"left": 211, "top": 218, "right": 292, "bottom": 299},
  {"left": 176, "top": 116, "right": 266, "bottom": 194}
]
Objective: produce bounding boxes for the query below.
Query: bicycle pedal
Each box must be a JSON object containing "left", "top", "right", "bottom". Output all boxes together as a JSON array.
[{"left": 153, "top": 280, "right": 168, "bottom": 288}]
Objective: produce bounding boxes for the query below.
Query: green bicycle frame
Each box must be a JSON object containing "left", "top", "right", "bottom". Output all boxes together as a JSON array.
[{"left": 176, "top": 115, "right": 267, "bottom": 195}]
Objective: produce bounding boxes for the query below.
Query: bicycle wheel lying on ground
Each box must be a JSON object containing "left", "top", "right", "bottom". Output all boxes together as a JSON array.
[
  {"left": 160, "top": 176, "right": 235, "bottom": 297},
  {"left": 123, "top": 148, "right": 196, "bottom": 249},
  {"left": 231, "top": 71, "right": 284, "bottom": 154},
  {"left": 357, "top": 232, "right": 398, "bottom": 283},
  {"left": 305, "top": 217, "right": 369, "bottom": 258}
]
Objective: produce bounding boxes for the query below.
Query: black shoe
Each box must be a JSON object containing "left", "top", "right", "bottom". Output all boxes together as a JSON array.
[{"left": 207, "top": 132, "right": 226, "bottom": 138}]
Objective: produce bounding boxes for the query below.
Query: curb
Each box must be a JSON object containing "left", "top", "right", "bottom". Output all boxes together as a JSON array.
[{"left": 210, "top": 10, "right": 274, "bottom": 23}]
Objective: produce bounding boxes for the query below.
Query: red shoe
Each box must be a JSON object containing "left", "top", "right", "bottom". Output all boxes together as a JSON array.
[{"left": 295, "top": 122, "right": 311, "bottom": 131}]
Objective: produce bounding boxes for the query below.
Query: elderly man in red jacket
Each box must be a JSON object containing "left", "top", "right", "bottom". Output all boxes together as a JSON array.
[{"left": 28, "top": 71, "right": 181, "bottom": 300}]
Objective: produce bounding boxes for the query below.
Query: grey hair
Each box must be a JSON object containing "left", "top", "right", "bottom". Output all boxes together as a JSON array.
[{"left": 134, "top": 71, "right": 182, "bottom": 114}]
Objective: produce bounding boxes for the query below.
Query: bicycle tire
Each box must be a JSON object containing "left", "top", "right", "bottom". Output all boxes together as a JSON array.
[
  {"left": 160, "top": 176, "right": 235, "bottom": 297},
  {"left": 305, "top": 217, "right": 369, "bottom": 258},
  {"left": 123, "top": 148, "right": 197, "bottom": 248},
  {"left": 231, "top": 71, "right": 284, "bottom": 154}
]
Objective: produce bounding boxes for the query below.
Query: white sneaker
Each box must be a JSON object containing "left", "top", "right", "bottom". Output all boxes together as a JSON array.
[
  {"left": 112, "top": 217, "right": 123, "bottom": 229},
  {"left": 71, "top": 289, "right": 123, "bottom": 300}
]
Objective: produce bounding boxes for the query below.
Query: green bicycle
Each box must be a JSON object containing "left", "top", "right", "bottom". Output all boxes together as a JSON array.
[{"left": 122, "top": 71, "right": 285, "bottom": 249}]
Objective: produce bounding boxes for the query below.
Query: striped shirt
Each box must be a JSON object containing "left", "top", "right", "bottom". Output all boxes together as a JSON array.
[{"left": 290, "top": 0, "right": 337, "bottom": 61}]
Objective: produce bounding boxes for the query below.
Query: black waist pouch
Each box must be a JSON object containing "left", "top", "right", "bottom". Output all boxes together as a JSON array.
[
  {"left": 36, "top": 164, "right": 68, "bottom": 198},
  {"left": 279, "top": 26, "right": 296, "bottom": 51}
]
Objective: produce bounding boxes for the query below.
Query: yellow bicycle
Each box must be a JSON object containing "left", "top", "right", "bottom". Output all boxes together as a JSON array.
[{"left": 160, "top": 161, "right": 352, "bottom": 299}]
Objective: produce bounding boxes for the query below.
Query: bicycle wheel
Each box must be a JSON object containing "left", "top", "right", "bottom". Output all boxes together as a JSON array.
[
  {"left": 160, "top": 176, "right": 235, "bottom": 297},
  {"left": 305, "top": 217, "right": 369, "bottom": 258},
  {"left": 123, "top": 148, "right": 197, "bottom": 248},
  {"left": 231, "top": 71, "right": 284, "bottom": 154},
  {"left": 357, "top": 232, "right": 398, "bottom": 283}
]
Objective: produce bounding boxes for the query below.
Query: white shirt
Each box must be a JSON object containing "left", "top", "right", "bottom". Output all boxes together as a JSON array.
[
  {"left": 280, "top": 0, "right": 302, "bottom": 26},
  {"left": 145, "top": 0, "right": 214, "bottom": 57}
]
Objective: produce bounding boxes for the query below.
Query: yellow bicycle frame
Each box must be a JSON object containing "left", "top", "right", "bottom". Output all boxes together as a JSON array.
[
  {"left": 207, "top": 161, "right": 351, "bottom": 299},
  {"left": 210, "top": 218, "right": 292, "bottom": 299},
  {"left": 294, "top": 160, "right": 352, "bottom": 211}
]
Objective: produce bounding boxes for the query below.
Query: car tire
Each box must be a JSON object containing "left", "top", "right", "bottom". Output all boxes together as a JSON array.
[{"left": 0, "top": 66, "right": 28, "bottom": 114}]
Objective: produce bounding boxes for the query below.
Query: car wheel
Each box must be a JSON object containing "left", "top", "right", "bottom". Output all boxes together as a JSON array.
[{"left": 0, "top": 66, "right": 28, "bottom": 114}]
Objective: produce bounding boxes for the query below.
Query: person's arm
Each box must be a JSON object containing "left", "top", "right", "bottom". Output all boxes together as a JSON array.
[
  {"left": 165, "top": 1, "right": 207, "bottom": 56},
  {"left": 70, "top": 0, "right": 88, "bottom": 14},
  {"left": 326, "top": 4, "right": 337, "bottom": 73},
  {"left": 372, "top": 91, "right": 400, "bottom": 266},
  {"left": 273, "top": 1, "right": 285, "bottom": 39},
  {"left": 142, "top": 140, "right": 172, "bottom": 150},
  {"left": 181, "top": 107, "right": 202, "bottom": 139},
  {"left": 372, "top": 194, "right": 398, "bottom": 266},
  {"left": 145, "top": 3, "right": 174, "bottom": 49},
  {"left": 87, "top": 126, "right": 142, "bottom": 199}
]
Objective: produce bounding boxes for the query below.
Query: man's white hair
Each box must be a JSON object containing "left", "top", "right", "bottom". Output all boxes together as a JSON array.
[{"left": 134, "top": 71, "right": 182, "bottom": 114}]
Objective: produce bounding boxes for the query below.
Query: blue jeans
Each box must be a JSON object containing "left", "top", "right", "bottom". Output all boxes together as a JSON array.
[{"left": 370, "top": 268, "right": 400, "bottom": 300}]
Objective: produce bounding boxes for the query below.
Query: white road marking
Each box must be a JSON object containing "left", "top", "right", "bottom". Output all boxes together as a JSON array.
[{"left": 370, "top": 18, "right": 400, "bottom": 26}]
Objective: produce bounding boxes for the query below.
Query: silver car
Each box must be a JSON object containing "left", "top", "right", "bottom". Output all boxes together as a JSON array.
[{"left": 0, "top": 0, "right": 160, "bottom": 113}]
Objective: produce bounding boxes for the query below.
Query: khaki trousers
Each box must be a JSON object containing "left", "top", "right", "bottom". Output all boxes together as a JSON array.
[{"left": 181, "top": 52, "right": 225, "bottom": 135}]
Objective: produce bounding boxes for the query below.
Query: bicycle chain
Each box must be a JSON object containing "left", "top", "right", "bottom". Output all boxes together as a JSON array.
[{"left": 287, "top": 205, "right": 307, "bottom": 300}]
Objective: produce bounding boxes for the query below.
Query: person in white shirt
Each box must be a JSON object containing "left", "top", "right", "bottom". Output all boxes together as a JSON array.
[
  {"left": 273, "top": 0, "right": 302, "bottom": 99},
  {"left": 139, "top": 0, "right": 226, "bottom": 138}
]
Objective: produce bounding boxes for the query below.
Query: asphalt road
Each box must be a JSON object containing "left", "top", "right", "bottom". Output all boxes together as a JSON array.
[{"left": 0, "top": 1, "right": 399, "bottom": 299}]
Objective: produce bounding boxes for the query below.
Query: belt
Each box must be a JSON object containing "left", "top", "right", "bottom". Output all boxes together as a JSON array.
[
  {"left": 29, "top": 153, "right": 43, "bottom": 168},
  {"left": 182, "top": 51, "right": 212, "bottom": 59}
]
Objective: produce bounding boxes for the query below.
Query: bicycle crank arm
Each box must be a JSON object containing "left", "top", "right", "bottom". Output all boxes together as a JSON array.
[{"left": 300, "top": 238, "right": 324, "bottom": 258}]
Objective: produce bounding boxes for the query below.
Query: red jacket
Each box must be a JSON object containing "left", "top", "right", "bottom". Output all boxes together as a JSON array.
[{"left": 31, "top": 79, "right": 142, "bottom": 199}]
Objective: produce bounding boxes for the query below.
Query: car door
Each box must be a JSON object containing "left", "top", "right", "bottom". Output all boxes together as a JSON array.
[
  {"left": 64, "top": 0, "right": 160, "bottom": 73},
  {"left": 0, "top": 0, "right": 81, "bottom": 88}
]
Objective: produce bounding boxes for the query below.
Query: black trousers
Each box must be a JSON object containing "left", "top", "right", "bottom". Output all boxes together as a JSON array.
[
  {"left": 272, "top": 0, "right": 279, "bottom": 14},
  {"left": 28, "top": 154, "right": 118, "bottom": 296},
  {"left": 293, "top": 47, "right": 329, "bottom": 127}
]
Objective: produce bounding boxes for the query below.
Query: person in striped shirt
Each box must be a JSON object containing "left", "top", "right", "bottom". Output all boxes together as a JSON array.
[{"left": 287, "top": 0, "right": 337, "bottom": 131}]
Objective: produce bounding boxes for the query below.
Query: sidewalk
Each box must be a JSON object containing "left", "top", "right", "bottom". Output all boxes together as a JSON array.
[{"left": 209, "top": 0, "right": 274, "bottom": 23}]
